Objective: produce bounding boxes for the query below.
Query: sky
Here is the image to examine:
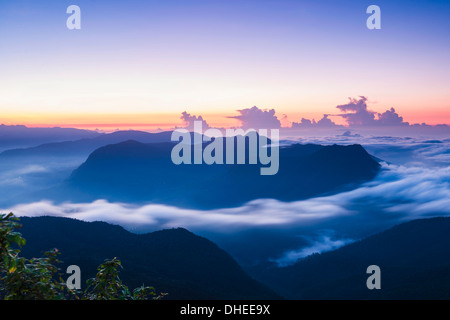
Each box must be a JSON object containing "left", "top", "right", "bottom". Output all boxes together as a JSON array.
[{"left": 0, "top": 0, "right": 449, "bottom": 130}]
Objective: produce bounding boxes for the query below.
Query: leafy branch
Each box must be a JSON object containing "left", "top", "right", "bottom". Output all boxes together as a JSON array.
[{"left": 0, "top": 213, "right": 166, "bottom": 300}]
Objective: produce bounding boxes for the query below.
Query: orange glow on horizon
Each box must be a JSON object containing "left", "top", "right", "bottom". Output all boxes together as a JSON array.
[
  {"left": 0, "top": 112, "right": 241, "bottom": 131},
  {"left": 1, "top": 107, "right": 449, "bottom": 132}
]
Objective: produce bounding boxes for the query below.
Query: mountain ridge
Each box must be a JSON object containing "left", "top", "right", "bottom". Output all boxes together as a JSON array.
[
  {"left": 254, "top": 216, "right": 450, "bottom": 300},
  {"left": 0, "top": 130, "right": 173, "bottom": 159},
  {"left": 62, "top": 139, "right": 381, "bottom": 209},
  {"left": 18, "top": 216, "right": 280, "bottom": 300}
]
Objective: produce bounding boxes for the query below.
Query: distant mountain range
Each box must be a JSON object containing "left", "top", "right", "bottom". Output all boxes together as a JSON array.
[
  {"left": 0, "top": 124, "right": 101, "bottom": 151},
  {"left": 18, "top": 216, "right": 279, "bottom": 300},
  {"left": 60, "top": 139, "right": 381, "bottom": 209},
  {"left": 254, "top": 217, "right": 450, "bottom": 300},
  {"left": 0, "top": 130, "right": 173, "bottom": 159}
]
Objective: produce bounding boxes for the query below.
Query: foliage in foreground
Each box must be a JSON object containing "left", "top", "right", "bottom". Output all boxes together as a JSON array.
[{"left": 0, "top": 213, "right": 166, "bottom": 300}]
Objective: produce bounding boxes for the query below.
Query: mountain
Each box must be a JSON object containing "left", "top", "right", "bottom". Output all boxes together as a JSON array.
[
  {"left": 62, "top": 139, "right": 381, "bottom": 209},
  {"left": 254, "top": 217, "right": 450, "bottom": 300},
  {"left": 18, "top": 216, "right": 279, "bottom": 300},
  {"left": 0, "top": 130, "right": 173, "bottom": 159},
  {"left": 0, "top": 124, "right": 101, "bottom": 151}
]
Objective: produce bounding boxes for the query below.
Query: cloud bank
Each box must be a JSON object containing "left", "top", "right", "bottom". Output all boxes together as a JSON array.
[
  {"left": 9, "top": 163, "right": 450, "bottom": 234},
  {"left": 177, "top": 97, "right": 450, "bottom": 137}
]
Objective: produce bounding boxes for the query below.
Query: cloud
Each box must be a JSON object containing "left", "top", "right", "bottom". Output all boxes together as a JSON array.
[
  {"left": 9, "top": 160, "right": 450, "bottom": 235},
  {"left": 289, "top": 96, "right": 411, "bottom": 130},
  {"left": 336, "top": 96, "right": 376, "bottom": 126},
  {"left": 280, "top": 114, "right": 291, "bottom": 127},
  {"left": 176, "top": 97, "right": 449, "bottom": 138},
  {"left": 0, "top": 165, "right": 48, "bottom": 186},
  {"left": 339, "top": 130, "right": 361, "bottom": 137},
  {"left": 377, "top": 108, "right": 409, "bottom": 126},
  {"left": 15, "top": 165, "right": 48, "bottom": 175},
  {"left": 292, "top": 118, "right": 314, "bottom": 128},
  {"left": 9, "top": 198, "right": 348, "bottom": 233},
  {"left": 291, "top": 114, "right": 339, "bottom": 128},
  {"left": 180, "top": 111, "right": 210, "bottom": 131},
  {"left": 229, "top": 106, "right": 281, "bottom": 129},
  {"left": 271, "top": 234, "right": 354, "bottom": 267},
  {"left": 335, "top": 96, "right": 410, "bottom": 127},
  {"left": 336, "top": 96, "right": 370, "bottom": 113}
]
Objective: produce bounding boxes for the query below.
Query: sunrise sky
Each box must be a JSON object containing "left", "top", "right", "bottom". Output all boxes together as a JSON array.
[{"left": 0, "top": 0, "right": 449, "bottom": 130}]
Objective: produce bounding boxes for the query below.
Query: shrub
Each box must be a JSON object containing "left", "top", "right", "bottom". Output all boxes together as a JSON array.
[{"left": 0, "top": 213, "right": 165, "bottom": 300}]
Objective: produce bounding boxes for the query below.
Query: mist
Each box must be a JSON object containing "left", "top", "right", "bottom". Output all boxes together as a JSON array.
[
  {"left": 7, "top": 160, "right": 450, "bottom": 265},
  {"left": 2, "top": 135, "right": 450, "bottom": 266}
]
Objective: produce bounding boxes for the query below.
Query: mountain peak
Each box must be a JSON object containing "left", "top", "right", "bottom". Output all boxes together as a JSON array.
[{"left": 63, "top": 141, "right": 381, "bottom": 209}]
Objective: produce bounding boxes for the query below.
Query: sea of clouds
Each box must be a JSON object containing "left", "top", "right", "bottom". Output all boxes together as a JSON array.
[
  {"left": 8, "top": 162, "right": 450, "bottom": 230},
  {"left": 3, "top": 135, "right": 450, "bottom": 265}
]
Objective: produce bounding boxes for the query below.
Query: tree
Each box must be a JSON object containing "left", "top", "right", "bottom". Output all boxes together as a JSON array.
[{"left": 0, "top": 213, "right": 165, "bottom": 300}]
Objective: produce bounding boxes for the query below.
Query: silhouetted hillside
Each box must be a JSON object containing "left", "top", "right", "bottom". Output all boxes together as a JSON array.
[
  {"left": 63, "top": 139, "right": 380, "bottom": 208},
  {"left": 18, "top": 216, "right": 279, "bottom": 300},
  {"left": 256, "top": 217, "right": 450, "bottom": 299}
]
